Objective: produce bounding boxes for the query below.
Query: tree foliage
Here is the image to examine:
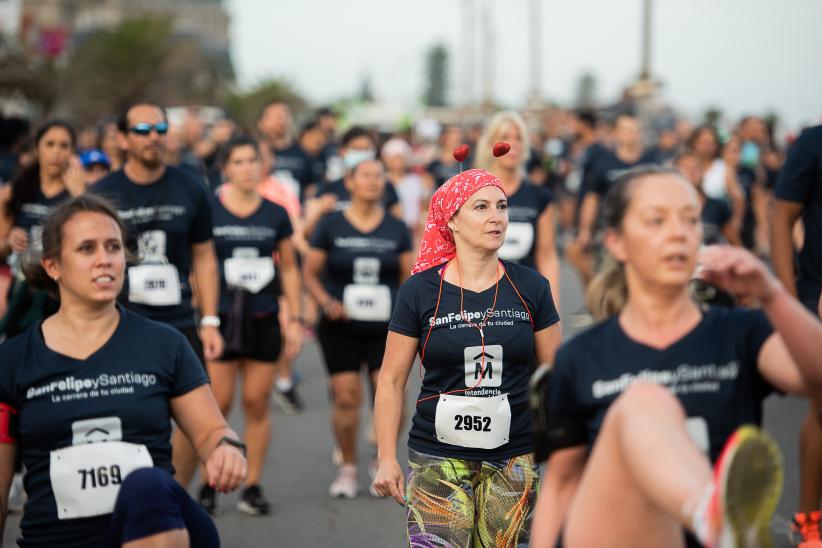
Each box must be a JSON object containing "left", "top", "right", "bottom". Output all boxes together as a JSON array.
[
  {"left": 424, "top": 44, "right": 448, "bottom": 107},
  {"left": 224, "top": 78, "right": 306, "bottom": 132}
]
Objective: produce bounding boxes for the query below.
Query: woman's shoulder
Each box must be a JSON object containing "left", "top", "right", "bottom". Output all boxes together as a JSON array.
[{"left": 119, "top": 309, "right": 188, "bottom": 347}]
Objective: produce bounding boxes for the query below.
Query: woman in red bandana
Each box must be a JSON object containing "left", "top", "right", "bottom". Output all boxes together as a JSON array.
[{"left": 372, "top": 166, "right": 561, "bottom": 546}]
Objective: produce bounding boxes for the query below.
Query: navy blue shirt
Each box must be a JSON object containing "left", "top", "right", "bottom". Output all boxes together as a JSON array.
[
  {"left": 0, "top": 308, "right": 208, "bottom": 547},
  {"left": 390, "top": 261, "right": 560, "bottom": 460},
  {"left": 583, "top": 148, "right": 662, "bottom": 197},
  {"left": 426, "top": 159, "right": 461, "bottom": 188},
  {"left": 211, "top": 197, "right": 293, "bottom": 316},
  {"left": 13, "top": 187, "right": 70, "bottom": 251},
  {"left": 310, "top": 210, "right": 412, "bottom": 335},
  {"left": 499, "top": 180, "right": 554, "bottom": 268},
  {"left": 701, "top": 197, "right": 732, "bottom": 246},
  {"left": 315, "top": 178, "right": 400, "bottom": 212},
  {"left": 549, "top": 307, "right": 774, "bottom": 462},
  {"left": 92, "top": 167, "right": 213, "bottom": 327},
  {"left": 774, "top": 125, "right": 822, "bottom": 309}
]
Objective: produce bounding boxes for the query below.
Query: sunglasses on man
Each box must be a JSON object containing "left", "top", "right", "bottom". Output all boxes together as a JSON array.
[{"left": 129, "top": 122, "right": 169, "bottom": 136}]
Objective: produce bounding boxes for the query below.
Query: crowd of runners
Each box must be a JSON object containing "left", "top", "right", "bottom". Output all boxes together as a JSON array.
[{"left": 0, "top": 98, "right": 821, "bottom": 547}]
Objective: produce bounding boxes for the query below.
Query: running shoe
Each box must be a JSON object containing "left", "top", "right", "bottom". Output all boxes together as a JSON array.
[
  {"left": 329, "top": 464, "right": 359, "bottom": 499},
  {"left": 237, "top": 484, "right": 272, "bottom": 516},
  {"left": 273, "top": 386, "right": 303, "bottom": 414},
  {"left": 709, "top": 425, "right": 783, "bottom": 548},
  {"left": 792, "top": 511, "right": 822, "bottom": 547},
  {"left": 197, "top": 484, "right": 220, "bottom": 516}
]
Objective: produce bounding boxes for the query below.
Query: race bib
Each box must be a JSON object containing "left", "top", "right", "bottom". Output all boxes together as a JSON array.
[
  {"left": 127, "top": 264, "right": 182, "bottom": 306},
  {"left": 686, "top": 416, "right": 710, "bottom": 455},
  {"left": 50, "top": 441, "right": 154, "bottom": 520},
  {"left": 224, "top": 257, "right": 275, "bottom": 293},
  {"left": 435, "top": 393, "right": 511, "bottom": 449},
  {"left": 498, "top": 222, "right": 534, "bottom": 261},
  {"left": 343, "top": 284, "right": 391, "bottom": 321}
]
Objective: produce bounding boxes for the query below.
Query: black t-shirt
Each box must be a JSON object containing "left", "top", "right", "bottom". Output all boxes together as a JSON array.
[
  {"left": 499, "top": 180, "right": 554, "bottom": 268},
  {"left": 549, "top": 307, "right": 774, "bottom": 462},
  {"left": 315, "top": 178, "right": 400, "bottom": 212},
  {"left": 701, "top": 197, "right": 732, "bottom": 245},
  {"left": 309, "top": 211, "right": 412, "bottom": 335},
  {"left": 13, "top": 187, "right": 70, "bottom": 251},
  {"left": 583, "top": 148, "right": 661, "bottom": 197},
  {"left": 426, "top": 159, "right": 461, "bottom": 188},
  {"left": 272, "top": 143, "right": 325, "bottom": 201},
  {"left": 92, "top": 167, "right": 213, "bottom": 327},
  {"left": 211, "top": 197, "right": 293, "bottom": 316},
  {"left": 775, "top": 125, "right": 822, "bottom": 307},
  {"left": 389, "top": 261, "right": 560, "bottom": 460},
  {"left": 0, "top": 307, "right": 208, "bottom": 547}
]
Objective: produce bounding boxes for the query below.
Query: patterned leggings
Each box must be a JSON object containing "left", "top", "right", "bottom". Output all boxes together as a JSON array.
[{"left": 405, "top": 449, "right": 539, "bottom": 548}]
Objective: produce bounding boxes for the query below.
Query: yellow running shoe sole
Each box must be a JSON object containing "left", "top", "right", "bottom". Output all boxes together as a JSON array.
[{"left": 715, "top": 425, "right": 784, "bottom": 548}]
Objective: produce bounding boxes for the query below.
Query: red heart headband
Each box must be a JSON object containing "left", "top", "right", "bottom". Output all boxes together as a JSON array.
[{"left": 452, "top": 141, "right": 510, "bottom": 171}]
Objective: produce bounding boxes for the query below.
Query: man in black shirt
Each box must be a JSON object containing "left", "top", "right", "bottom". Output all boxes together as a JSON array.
[
  {"left": 93, "top": 102, "right": 223, "bottom": 488},
  {"left": 771, "top": 124, "right": 822, "bottom": 537}
]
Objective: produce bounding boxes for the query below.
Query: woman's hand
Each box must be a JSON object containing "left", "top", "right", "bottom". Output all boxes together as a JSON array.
[
  {"left": 204, "top": 441, "right": 247, "bottom": 493},
  {"left": 372, "top": 458, "right": 406, "bottom": 506},
  {"left": 323, "top": 298, "right": 347, "bottom": 321},
  {"left": 7, "top": 227, "right": 29, "bottom": 253},
  {"left": 697, "top": 245, "right": 781, "bottom": 304},
  {"left": 63, "top": 155, "right": 86, "bottom": 196},
  {"left": 284, "top": 319, "right": 304, "bottom": 359}
]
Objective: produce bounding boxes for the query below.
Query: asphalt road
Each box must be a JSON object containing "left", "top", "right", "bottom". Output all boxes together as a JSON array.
[{"left": 2, "top": 261, "right": 809, "bottom": 547}]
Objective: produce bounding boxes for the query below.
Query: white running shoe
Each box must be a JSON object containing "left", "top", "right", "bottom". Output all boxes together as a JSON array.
[{"left": 329, "top": 464, "right": 359, "bottom": 499}]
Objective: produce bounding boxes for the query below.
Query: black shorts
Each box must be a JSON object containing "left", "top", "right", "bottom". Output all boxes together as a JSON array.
[
  {"left": 317, "top": 318, "right": 387, "bottom": 376},
  {"left": 219, "top": 313, "right": 282, "bottom": 363}
]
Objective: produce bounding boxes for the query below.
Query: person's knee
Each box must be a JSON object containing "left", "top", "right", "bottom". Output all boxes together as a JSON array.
[
  {"left": 242, "top": 392, "right": 270, "bottom": 420},
  {"left": 612, "top": 382, "right": 683, "bottom": 424},
  {"left": 120, "top": 467, "right": 177, "bottom": 498},
  {"left": 333, "top": 386, "right": 361, "bottom": 413}
]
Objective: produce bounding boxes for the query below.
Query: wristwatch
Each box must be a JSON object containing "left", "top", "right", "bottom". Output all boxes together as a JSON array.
[
  {"left": 200, "top": 315, "right": 221, "bottom": 328},
  {"left": 217, "top": 436, "right": 247, "bottom": 457}
]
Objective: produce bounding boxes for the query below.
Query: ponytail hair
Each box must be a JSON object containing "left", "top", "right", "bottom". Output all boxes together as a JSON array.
[{"left": 586, "top": 165, "right": 684, "bottom": 320}]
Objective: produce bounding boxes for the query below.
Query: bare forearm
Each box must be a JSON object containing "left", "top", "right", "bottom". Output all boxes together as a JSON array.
[
  {"left": 280, "top": 267, "right": 302, "bottom": 320},
  {"left": 764, "top": 286, "right": 822, "bottom": 387},
  {"left": 304, "top": 271, "right": 331, "bottom": 307},
  {"left": 770, "top": 220, "right": 797, "bottom": 296},
  {"left": 539, "top": 253, "right": 561, "bottom": 311},
  {"left": 194, "top": 254, "right": 220, "bottom": 316},
  {"left": 375, "top": 380, "right": 405, "bottom": 463}
]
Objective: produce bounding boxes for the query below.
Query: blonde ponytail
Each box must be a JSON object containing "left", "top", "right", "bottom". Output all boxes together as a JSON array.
[{"left": 586, "top": 252, "right": 628, "bottom": 321}]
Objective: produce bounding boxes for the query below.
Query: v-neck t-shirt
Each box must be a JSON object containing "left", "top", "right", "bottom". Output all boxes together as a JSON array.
[
  {"left": 548, "top": 307, "right": 774, "bottom": 462},
  {"left": 0, "top": 307, "right": 208, "bottom": 546}
]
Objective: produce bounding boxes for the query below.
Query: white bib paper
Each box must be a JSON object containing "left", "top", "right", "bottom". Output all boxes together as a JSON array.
[
  {"left": 127, "top": 264, "right": 182, "bottom": 306},
  {"left": 498, "top": 222, "right": 534, "bottom": 261},
  {"left": 686, "top": 416, "right": 710, "bottom": 455},
  {"left": 50, "top": 441, "right": 154, "bottom": 520},
  {"left": 224, "top": 257, "right": 275, "bottom": 293},
  {"left": 343, "top": 284, "right": 391, "bottom": 321},
  {"left": 435, "top": 393, "right": 511, "bottom": 449}
]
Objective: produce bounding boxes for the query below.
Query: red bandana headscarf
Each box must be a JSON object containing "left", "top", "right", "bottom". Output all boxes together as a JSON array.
[{"left": 412, "top": 168, "right": 505, "bottom": 274}]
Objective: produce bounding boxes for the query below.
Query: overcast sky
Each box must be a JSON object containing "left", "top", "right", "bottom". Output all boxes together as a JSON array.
[{"left": 227, "top": 0, "right": 822, "bottom": 130}]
